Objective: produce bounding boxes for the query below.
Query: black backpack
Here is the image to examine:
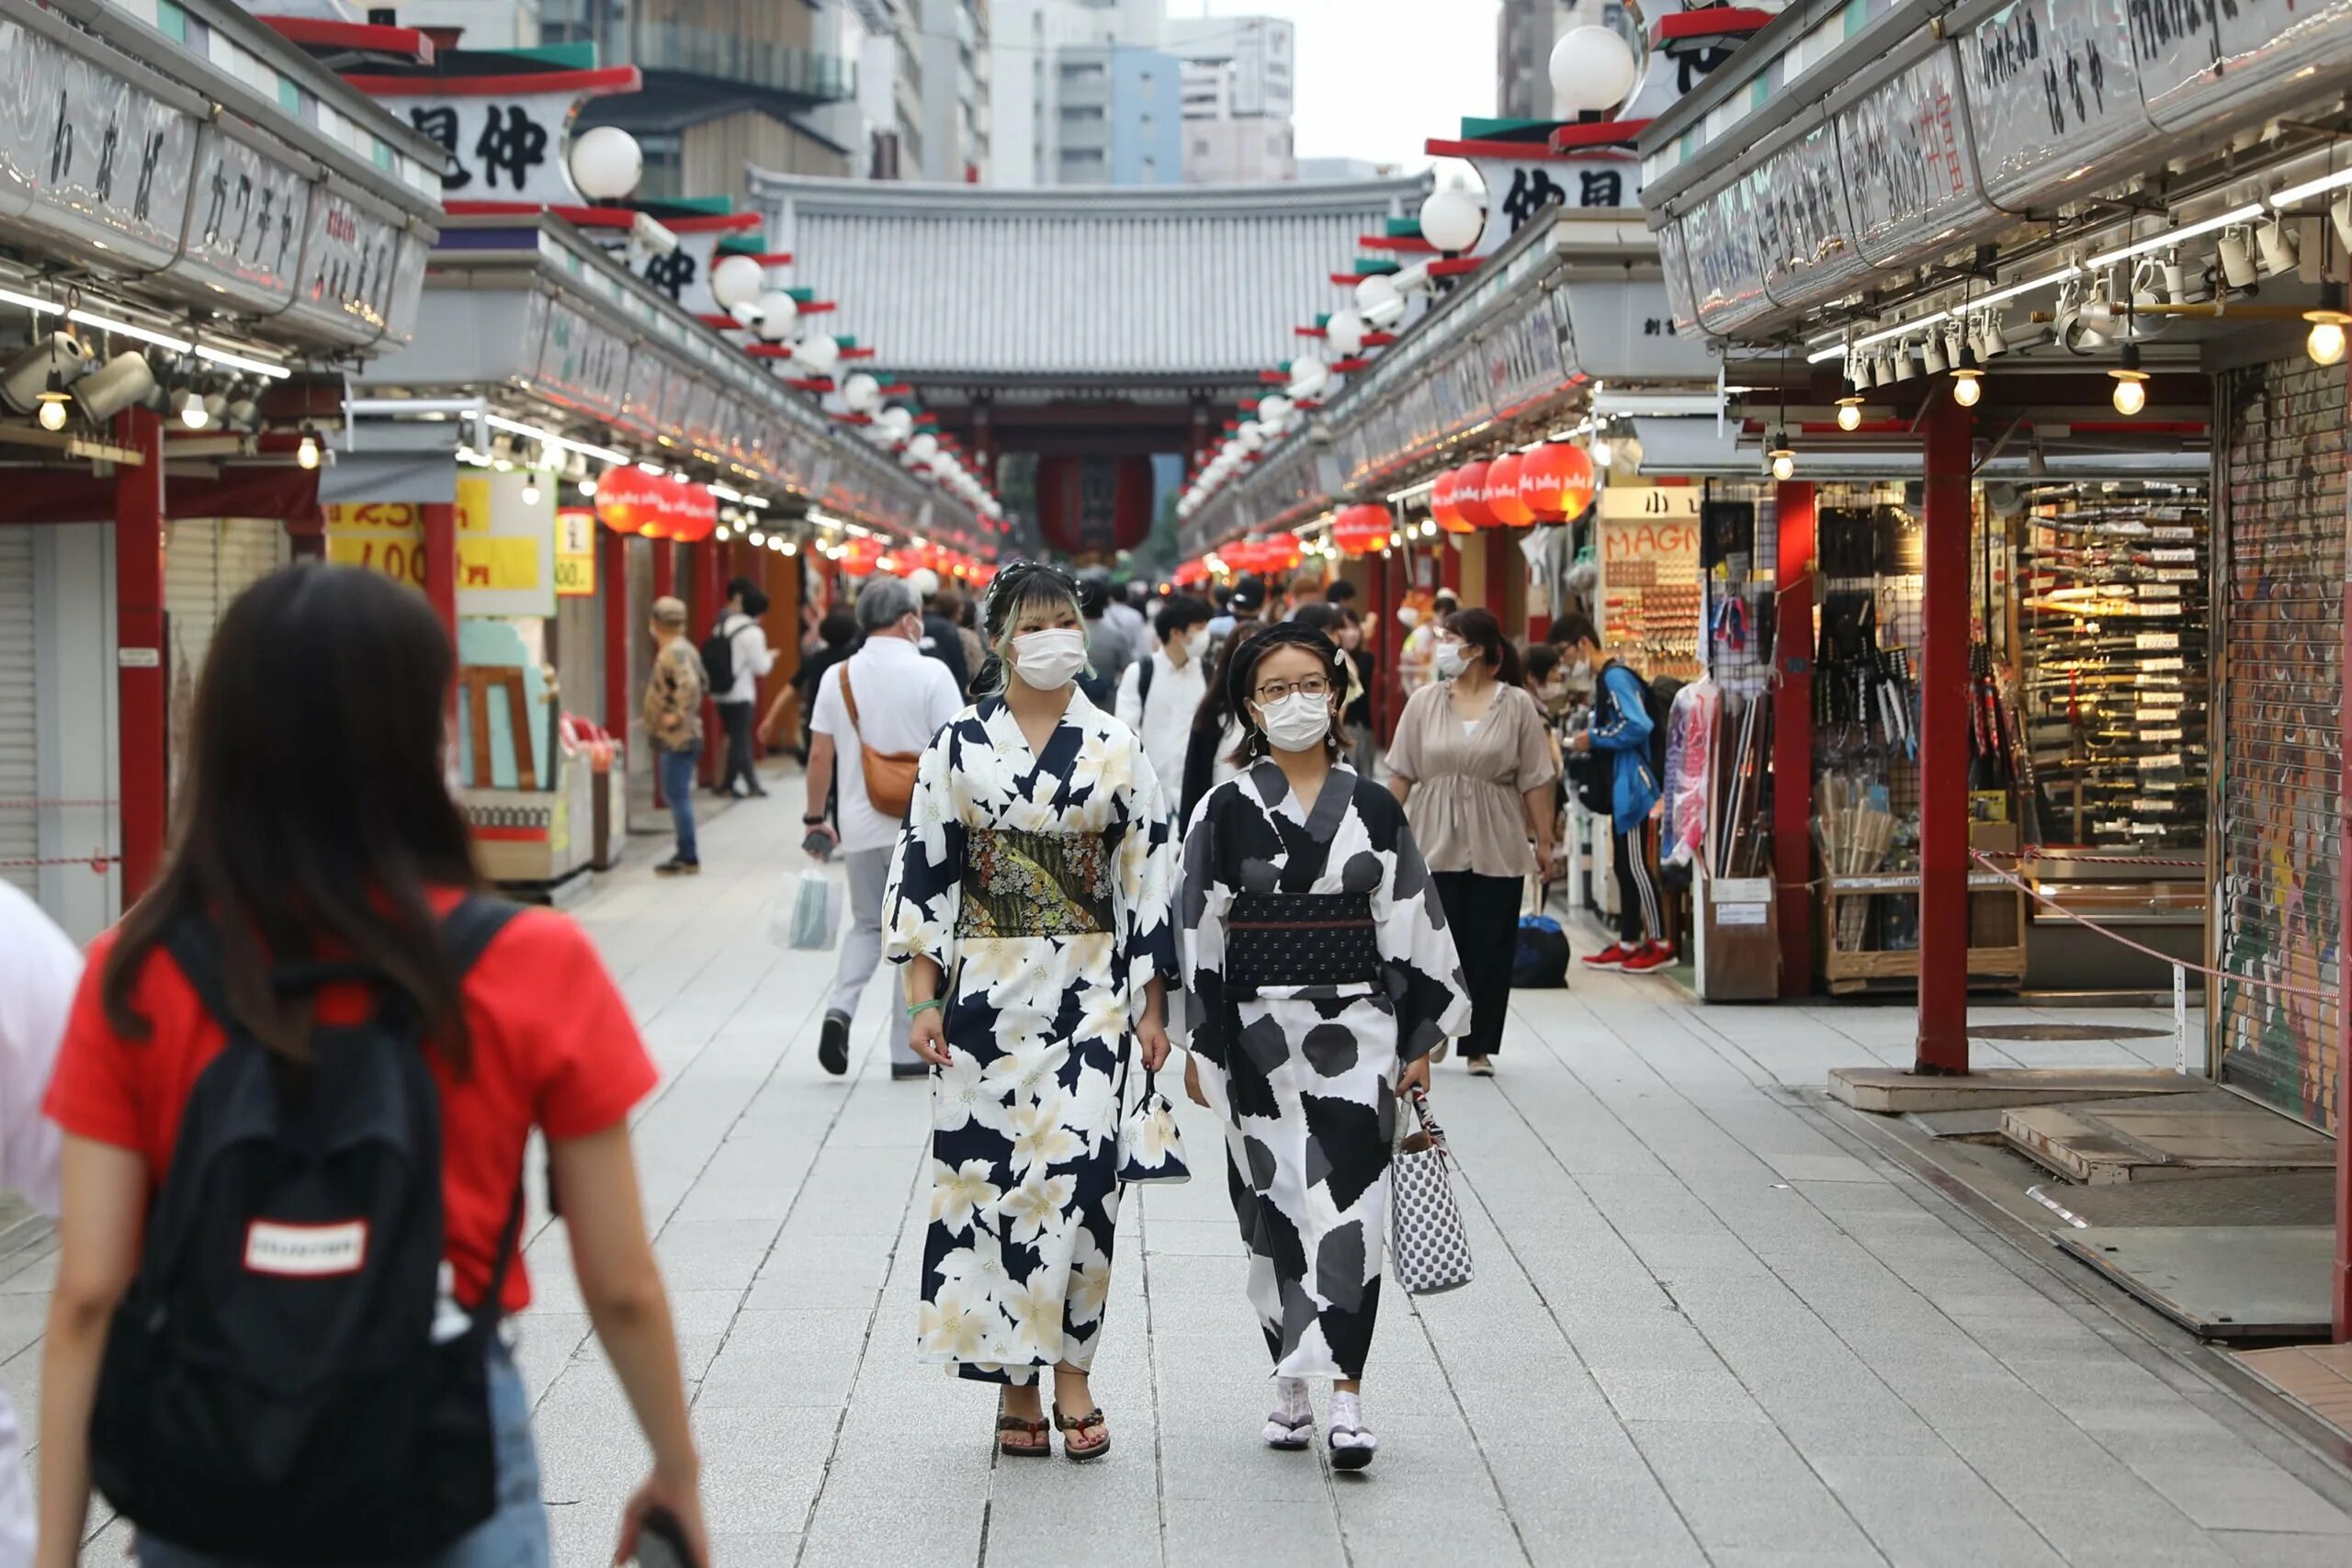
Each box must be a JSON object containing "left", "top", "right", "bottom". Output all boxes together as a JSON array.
[
  {"left": 91, "top": 897, "right": 524, "bottom": 1563},
  {"left": 1570, "top": 664, "right": 1676, "bottom": 817},
  {"left": 700, "top": 615, "right": 743, "bottom": 697}
]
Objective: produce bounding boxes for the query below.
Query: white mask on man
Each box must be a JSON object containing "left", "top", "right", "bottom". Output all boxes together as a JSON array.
[
  {"left": 1183, "top": 627, "right": 1210, "bottom": 659},
  {"left": 1012, "top": 627, "right": 1088, "bottom": 689}
]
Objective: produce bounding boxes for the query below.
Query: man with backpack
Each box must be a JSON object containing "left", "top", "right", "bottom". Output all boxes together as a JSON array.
[
  {"left": 1114, "top": 592, "right": 1211, "bottom": 814},
  {"left": 804, "top": 577, "right": 963, "bottom": 1078},
  {"left": 1556, "top": 614, "right": 1675, "bottom": 974},
  {"left": 702, "top": 576, "right": 776, "bottom": 800}
]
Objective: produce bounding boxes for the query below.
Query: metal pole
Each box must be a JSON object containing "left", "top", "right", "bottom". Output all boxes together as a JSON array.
[
  {"left": 113, "top": 410, "right": 166, "bottom": 904},
  {"left": 1916, "top": 391, "right": 1973, "bottom": 1075},
  {"left": 1774, "top": 479, "right": 1815, "bottom": 997}
]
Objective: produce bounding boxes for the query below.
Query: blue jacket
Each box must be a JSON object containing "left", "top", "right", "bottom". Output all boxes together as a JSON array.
[{"left": 1589, "top": 662, "right": 1661, "bottom": 833}]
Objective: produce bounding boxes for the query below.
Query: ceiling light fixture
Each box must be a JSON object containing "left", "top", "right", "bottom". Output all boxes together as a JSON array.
[
  {"left": 2109, "top": 342, "right": 2148, "bottom": 416},
  {"left": 2086, "top": 204, "right": 2265, "bottom": 272}
]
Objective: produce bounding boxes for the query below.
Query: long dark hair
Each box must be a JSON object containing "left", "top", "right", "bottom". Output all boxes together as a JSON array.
[
  {"left": 1445, "top": 606, "right": 1523, "bottom": 687},
  {"left": 1226, "top": 623, "right": 1347, "bottom": 765},
  {"left": 103, "top": 564, "right": 482, "bottom": 1066}
]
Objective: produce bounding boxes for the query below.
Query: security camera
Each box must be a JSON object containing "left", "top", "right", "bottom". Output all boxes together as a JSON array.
[{"left": 631, "top": 211, "right": 681, "bottom": 258}]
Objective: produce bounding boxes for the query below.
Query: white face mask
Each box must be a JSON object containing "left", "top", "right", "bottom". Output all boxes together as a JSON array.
[
  {"left": 1255, "top": 691, "right": 1332, "bottom": 753},
  {"left": 1571, "top": 658, "right": 1594, "bottom": 680},
  {"left": 1433, "top": 642, "right": 1468, "bottom": 680},
  {"left": 1183, "top": 627, "right": 1210, "bottom": 659},
  {"left": 1011, "top": 627, "right": 1088, "bottom": 689}
]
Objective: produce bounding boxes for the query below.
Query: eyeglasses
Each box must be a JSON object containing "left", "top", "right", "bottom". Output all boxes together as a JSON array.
[{"left": 1255, "top": 674, "right": 1333, "bottom": 703}]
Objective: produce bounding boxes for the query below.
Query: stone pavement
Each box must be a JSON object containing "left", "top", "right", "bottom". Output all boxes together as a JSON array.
[{"left": 24, "top": 776, "right": 2352, "bottom": 1564}]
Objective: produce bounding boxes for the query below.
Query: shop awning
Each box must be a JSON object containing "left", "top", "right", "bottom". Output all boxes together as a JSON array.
[{"left": 1, "top": 0, "right": 447, "bottom": 351}]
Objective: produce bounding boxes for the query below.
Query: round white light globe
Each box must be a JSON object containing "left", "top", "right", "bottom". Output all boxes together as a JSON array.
[
  {"left": 1355, "top": 274, "right": 1402, "bottom": 317},
  {"left": 569, "top": 126, "right": 644, "bottom": 200},
  {"left": 842, "top": 371, "right": 882, "bottom": 413},
  {"left": 1260, "top": 393, "right": 1294, "bottom": 425},
  {"left": 1419, "top": 184, "right": 1487, "bottom": 254},
  {"left": 908, "top": 568, "right": 941, "bottom": 598},
  {"left": 877, "top": 406, "right": 915, "bottom": 442},
  {"left": 1238, "top": 420, "right": 1266, "bottom": 450},
  {"left": 907, "top": 433, "right": 939, "bottom": 463},
  {"left": 1288, "top": 354, "right": 1331, "bottom": 400},
  {"left": 709, "top": 254, "right": 765, "bottom": 310},
  {"left": 1325, "top": 309, "right": 1367, "bottom": 356},
  {"left": 794, "top": 334, "right": 842, "bottom": 376},
  {"left": 754, "top": 291, "right": 799, "bottom": 342},
  {"left": 1550, "top": 26, "right": 1639, "bottom": 115}
]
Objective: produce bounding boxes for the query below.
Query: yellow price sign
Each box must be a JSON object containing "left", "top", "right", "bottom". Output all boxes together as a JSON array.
[
  {"left": 556, "top": 508, "right": 597, "bottom": 598},
  {"left": 458, "top": 535, "right": 544, "bottom": 593},
  {"left": 325, "top": 502, "right": 426, "bottom": 589}
]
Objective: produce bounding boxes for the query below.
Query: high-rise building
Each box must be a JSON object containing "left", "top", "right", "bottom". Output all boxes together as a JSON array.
[
  {"left": 993, "top": 0, "right": 1181, "bottom": 187},
  {"left": 817, "top": 0, "right": 927, "bottom": 179},
  {"left": 1167, "top": 14, "right": 1295, "bottom": 185},
  {"left": 916, "top": 0, "right": 992, "bottom": 182},
  {"left": 547, "top": 0, "right": 861, "bottom": 200}
]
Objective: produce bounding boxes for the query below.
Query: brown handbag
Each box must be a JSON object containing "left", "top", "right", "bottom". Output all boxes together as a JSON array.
[{"left": 839, "top": 662, "right": 922, "bottom": 818}]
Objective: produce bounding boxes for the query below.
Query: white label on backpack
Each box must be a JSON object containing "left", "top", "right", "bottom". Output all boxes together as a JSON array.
[{"left": 244, "top": 1219, "right": 368, "bottom": 1277}]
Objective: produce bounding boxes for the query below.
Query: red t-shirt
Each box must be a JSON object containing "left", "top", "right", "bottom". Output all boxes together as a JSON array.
[{"left": 44, "top": 893, "right": 658, "bottom": 1313}]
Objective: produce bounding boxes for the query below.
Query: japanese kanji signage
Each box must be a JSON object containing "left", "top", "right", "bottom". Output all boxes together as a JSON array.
[
  {"left": 1679, "top": 177, "right": 1769, "bottom": 334},
  {"left": 2127, "top": 0, "right": 2352, "bottom": 137},
  {"left": 1464, "top": 155, "right": 1640, "bottom": 257},
  {"left": 1747, "top": 120, "right": 1867, "bottom": 315},
  {"left": 1838, "top": 45, "right": 1996, "bottom": 268},
  {"left": 556, "top": 509, "right": 597, "bottom": 597},
  {"left": 381, "top": 92, "right": 576, "bottom": 204},
  {"left": 287, "top": 188, "right": 407, "bottom": 339},
  {"left": 0, "top": 17, "right": 198, "bottom": 272},
  {"left": 533, "top": 296, "right": 632, "bottom": 419},
  {"left": 1962, "top": 0, "right": 2149, "bottom": 209},
  {"left": 170, "top": 123, "right": 311, "bottom": 311}
]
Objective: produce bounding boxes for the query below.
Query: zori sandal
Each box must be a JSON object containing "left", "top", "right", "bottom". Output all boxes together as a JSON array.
[
  {"left": 1054, "top": 1405, "right": 1111, "bottom": 1462},
  {"left": 1264, "top": 1376, "right": 1314, "bottom": 1450},
  {"left": 996, "top": 1394, "right": 1050, "bottom": 1459},
  {"left": 1328, "top": 1392, "right": 1377, "bottom": 1472}
]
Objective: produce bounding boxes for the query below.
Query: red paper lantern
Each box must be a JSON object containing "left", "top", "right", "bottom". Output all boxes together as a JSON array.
[
  {"left": 1261, "top": 531, "right": 1304, "bottom": 571},
  {"left": 1450, "top": 460, "right": 1495, "bottom": 531},
  {"left": 1522, "top": 441, "right": 1597, "bottom": 521},
  {"left": 1486, "top": 453, "right": 1533, "bottom": 527},
  {"left": 1332, "top": 503, "right": 1388, "bottom": 557},
  {"left": 840, "top": 537, "right": 882, "bottom": 578},
  {"left": 1431, "top": 468, "right": 1474, "bottom": 534}
]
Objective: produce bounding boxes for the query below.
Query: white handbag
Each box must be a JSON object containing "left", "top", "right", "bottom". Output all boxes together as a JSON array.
[
  {"left": 1389, "top": 1087, "right": 1473, "bottom": 1294},
  {"left": 1115, "top": 1067, "right": 1192, "bottom": 1185}
]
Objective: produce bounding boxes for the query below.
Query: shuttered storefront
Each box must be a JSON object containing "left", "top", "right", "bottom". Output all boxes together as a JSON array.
[
  {"left": 2213, "top": 357, "right": 2344, "bottom": 1134},
  {"left": 0, "top": 530, "right": 36, "bottom": 898},
  {"left": 164, "top": 519, "right": 289, "bottom": 795}
]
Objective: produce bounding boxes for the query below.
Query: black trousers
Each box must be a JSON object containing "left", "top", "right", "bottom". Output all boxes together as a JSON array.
[
  {"left": 715, "top": 701, "right": 759, "bottom": 794},
  {"left": 1613, "top": 826, "right": 1660, "bottom": 945},
  {"left": 1433, "top": 870, "right": 1521, "bottom": 1059}
]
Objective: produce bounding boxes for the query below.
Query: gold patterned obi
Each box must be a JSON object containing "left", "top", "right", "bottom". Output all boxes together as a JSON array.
[{"left": 957, "top": 829, "right": 1114, "bottom": 938}]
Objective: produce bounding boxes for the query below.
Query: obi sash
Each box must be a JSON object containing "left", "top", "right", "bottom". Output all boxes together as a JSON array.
[
  {"left": 957, "top": 828, "right": 1114, "bottom": 938},
  {"left": 1224, "top": 891, "right": 1380, "bottom": 990}
]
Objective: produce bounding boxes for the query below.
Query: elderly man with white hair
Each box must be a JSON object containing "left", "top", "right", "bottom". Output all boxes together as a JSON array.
[{"left": 805, "top": 575, "right": 965, "bottom": 1077}]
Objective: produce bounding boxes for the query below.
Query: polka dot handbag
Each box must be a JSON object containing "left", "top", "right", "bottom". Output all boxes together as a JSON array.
[{"left": 1390, "top": 1086, "right": 1473, "bottom": 1294}]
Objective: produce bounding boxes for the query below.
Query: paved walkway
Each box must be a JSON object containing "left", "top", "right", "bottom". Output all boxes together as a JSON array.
[{"left": 30, "top": 773, "right": 2352, "bottom": 1565}]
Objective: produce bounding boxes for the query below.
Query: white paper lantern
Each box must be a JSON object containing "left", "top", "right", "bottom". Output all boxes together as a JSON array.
[
  {"left": 842, "top": 371, "right": 882, "bottom": 413},
  {"left": 710, "top": 254, "right": 766, "bottom": 310},
  {"left": 1549, "top": 26, "right": 1638, "bottom": 115},
  {"left": 1238, "top": 420, "right": 1266, "bottom": 450},
  {"left": 569, "top": 126, "right": 644, "bottom": 200},
  {"left": 1419, "top": 184, "right": 1487, "bottom": 254},
  {"left": 754, "top": 291, "right": 799, "bottom": 342},
  {"left": 876, "top": 405, "right": 915, "bottom": 442},
  {"left": 794, "top": 334, "right": 842, "bottom": 376},
  {"left": 1325, "top": 309, "right": 1367, "bottom": 356},
  {"left": 1355, "top": 274, "right": 1401, "bottom": 317},
  {"left": 1259, "top": 393, "right": 1294, "bottom": 425},
  {"left": 907, "top": 433, "right": 939, "bottom": 463},
  {"left": 1288, "top": 354, "right": 1331, "bottom": 400}
]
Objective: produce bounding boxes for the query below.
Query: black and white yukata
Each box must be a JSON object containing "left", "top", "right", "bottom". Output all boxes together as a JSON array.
[
  {"left": 885, "top": 691, "right": 1179, "bottom": 1386},
  {"left": 1181, "top": 760, "right": 1469, "bottom": 1381}
]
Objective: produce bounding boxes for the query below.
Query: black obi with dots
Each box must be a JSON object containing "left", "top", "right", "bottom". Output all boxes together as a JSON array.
[{"left": 1223, "top": 892, "right": 1380, "bottom": 990}]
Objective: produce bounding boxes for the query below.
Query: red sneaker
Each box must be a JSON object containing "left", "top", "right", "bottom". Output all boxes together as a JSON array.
[
  {"left": 1582, "top": 943, "right": 1634, "bottom": 970},
  {"left": 1623, "top": 943, "right": 1678, "bottom": 975}
]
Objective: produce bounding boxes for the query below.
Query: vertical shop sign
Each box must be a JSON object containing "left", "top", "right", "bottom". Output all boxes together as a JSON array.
[
  {"left": 1838, "top": 46, "right": 1998, "bottom": 268},
  {"left": 556, "top": 508, "right": 597, "bottom": 597},
  {"left": 168, "top": 124, "right": 311, "bottom": 311},
  {"left": 0, "top": 19, "right": 198, "bottom": 270},
  {"left": 1961, "top": 0, "right": 2148, "bottom": 209}
]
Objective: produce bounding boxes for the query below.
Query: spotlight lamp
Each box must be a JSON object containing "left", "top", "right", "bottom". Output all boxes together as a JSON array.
[
  {"left": 1894, "top": 341, "right": 1920, "bottom": 382},
  {"left": 1921, "top": 333, "right": 1949, "bottom": 377},
  {"left": 2307, "top": 281, "right": 2351, "bottom": 367},
  {"left": 2217, "top": 226, "right": 2258, "bottom": 291},
  {"left": 2109, "top": 342, "right": 2148, "bottom": 416}
]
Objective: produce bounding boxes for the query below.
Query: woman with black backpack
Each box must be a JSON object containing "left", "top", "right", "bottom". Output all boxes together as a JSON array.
[{"left": 36, "top": 565, "right": 707, "bottom": 1568}]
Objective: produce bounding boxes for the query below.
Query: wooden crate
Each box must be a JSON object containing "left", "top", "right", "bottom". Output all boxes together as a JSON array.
[{"left": 1819, "top": 870, "right": 2028, "bottom": 995}]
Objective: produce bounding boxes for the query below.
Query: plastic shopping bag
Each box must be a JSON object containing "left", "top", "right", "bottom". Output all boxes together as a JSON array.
[{"left": 773, "top": 869, "right": 842, "bottom": 951}]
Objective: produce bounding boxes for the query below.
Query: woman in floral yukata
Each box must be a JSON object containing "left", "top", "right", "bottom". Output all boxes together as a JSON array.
[
  {"left": 1180, "top": 622, "right": 1470, "bottom": 1471},
  {"left": 884, "top": 560, "right": 1180, "bottom": 1462}
]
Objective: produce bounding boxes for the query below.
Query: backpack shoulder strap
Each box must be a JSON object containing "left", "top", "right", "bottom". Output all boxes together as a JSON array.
[
  {"left": 440, "top": 895, "right": 523, "bottom": 976},
  {"left": 161, "top": 916, "right": 236, "bottom": 1033},
  {"left": 1137, "top": 655, "right": 1154, "bottom": 713}
]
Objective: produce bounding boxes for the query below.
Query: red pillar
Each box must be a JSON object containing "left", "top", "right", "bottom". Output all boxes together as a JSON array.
[
  {"left": 602, "top": 526, "right": 628, "bottom": 736},
  {"left": 113, "top": 411, "right": 166, "bottom": 904},
  {"left": 1774, "top": 481, "right": 1816, "bottom": 998},
  {"left": 1916, "top": 394, "right": 1973, "bottom": 1075},
  {"left": 421, "top": 502, "right": 457, "bottom": 648}
]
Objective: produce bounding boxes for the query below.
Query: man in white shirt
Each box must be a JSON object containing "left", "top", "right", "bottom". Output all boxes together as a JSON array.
[
  {"left": 0, "top": 882, "right": 77, "bottom": 1562},
  {"left": 1115, "top": 592, "right": 1211, "bottom": 816},
  {"left": 805, "top": 577, "right": 963, "bottom": 1079},
  {"left": 710, "top": 576, "right": 778, "bottom": 799}
]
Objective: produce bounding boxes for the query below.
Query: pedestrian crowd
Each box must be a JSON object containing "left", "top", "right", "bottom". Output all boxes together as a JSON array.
[{"left": 1, "top": 549, "right": 1680, "bottom": 1566}]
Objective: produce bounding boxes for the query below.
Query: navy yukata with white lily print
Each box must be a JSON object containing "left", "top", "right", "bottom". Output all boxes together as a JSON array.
[{"left": 884, "top": 690, "right": 1179, "bottom": 1385}]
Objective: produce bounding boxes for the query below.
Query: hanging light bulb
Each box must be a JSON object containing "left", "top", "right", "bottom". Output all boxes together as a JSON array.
[
  {"left": 1835, "top": 375, "right": 1865, "bottom": 431},
  {"left": 519, "top": 475, "right": 542, "bottom": 505},
  {"left": 1768, "top": 433, "right": 1796, "bottom": 482},
  {"left": 2305, "top": 280, "right": 2351, "bottom": 367},
  {"left": 296, "top": 430, "right": 321, "bottom": 470},
  {"left": 1950, "top": 341, "right": 1984, "bottom": 408},
  {"left": 35, "top": 371, "right": 70, "bottom": 431},
  {"left": 2109, "top": 342, "right": 2148, "bottom": 416}
]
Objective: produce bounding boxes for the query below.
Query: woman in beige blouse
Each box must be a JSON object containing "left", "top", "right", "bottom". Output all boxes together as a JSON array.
[{"left": 1385, "top": 608, "right": 1557, "bottom": 1076}]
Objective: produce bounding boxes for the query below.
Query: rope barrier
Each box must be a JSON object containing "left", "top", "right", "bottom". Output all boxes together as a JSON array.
[
  {"left": 0, "top": 798, "right": 118, "bottom": 810},
  {"left": 0, "top": 853, "right": 119, "bottom": 873},
  {"left": 1968, "top": 849, "right": 2331, "bottom": 1005},
  {"left": 2013, "top": 847, "right": 2205, "bottom": 871}
]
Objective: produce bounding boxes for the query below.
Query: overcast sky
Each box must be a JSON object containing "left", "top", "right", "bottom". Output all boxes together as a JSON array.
[{"left": 1178, "top": 1, "right": 1499, "bottom": 170}]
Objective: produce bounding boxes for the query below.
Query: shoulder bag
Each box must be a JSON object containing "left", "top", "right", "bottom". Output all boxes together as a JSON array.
[
  {"left": 839, "top": 661, "right": 922, "bottom": 818},
  {"left": 1389, "top": 1086, "right": 1473, "bottom": 1294}
]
